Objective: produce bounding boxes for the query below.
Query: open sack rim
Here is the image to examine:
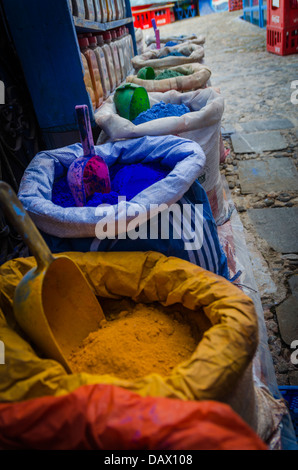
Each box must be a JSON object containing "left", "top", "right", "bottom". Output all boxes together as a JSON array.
[
  {"left": 95, "top": 88, "right": 224, "bottom": 142},
  {"left": 0, "top": 251, "right": 259, "bottom": 404},
  {"left": 18, "top": 135, "right": 207, "bottom": 238}
]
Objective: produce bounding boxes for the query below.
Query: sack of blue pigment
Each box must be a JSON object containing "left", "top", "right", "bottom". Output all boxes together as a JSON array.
[
  {"left": 145, "top": 34, "right": 206, "bottom": 49},
  {"left": 131, "top": 43, "right": 205, "bottom": 72},
  {"left": 17, "top": 134, "right": 230, "bottom": 279},
  {"left": 95, "top": 88, "right": 233, "bottom": 226}
]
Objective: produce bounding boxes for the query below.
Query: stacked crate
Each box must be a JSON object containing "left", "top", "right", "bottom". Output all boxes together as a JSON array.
[
  {"left": 228, "top": 0, "right": 243, "bottom": 11},
  {"left": 267, "top": 0, "right": 298, "bottom": 55}
]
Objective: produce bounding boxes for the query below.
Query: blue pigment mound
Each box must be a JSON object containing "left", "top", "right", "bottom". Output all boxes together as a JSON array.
[
  {"left": 52, "top": 162, "right": 169, "bottom": 208},
  {"left": 133, "top": 101, "right": 190, "bottom": 126}
]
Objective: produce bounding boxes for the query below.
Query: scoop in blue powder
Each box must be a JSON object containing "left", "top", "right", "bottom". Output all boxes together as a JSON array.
[
  {"left": 133, "top": 101, "right": 190, "bottom": 126},
  {"left": 165, "top": 41, "right": 179, "bottom": 47},
  {"left": 52, "top": 162, "right": 169, "bottom": 208}
]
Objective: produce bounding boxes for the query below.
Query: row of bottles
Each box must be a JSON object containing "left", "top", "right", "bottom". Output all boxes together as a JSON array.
[
  {"left": 79, "top": 27, "right": 135, "bottom": 110},
  {"left": 70, "top": 0, "right": 127, "bottom": 23}
]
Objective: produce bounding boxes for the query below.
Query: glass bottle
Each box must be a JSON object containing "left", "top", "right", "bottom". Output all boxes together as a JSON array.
[
  {"left": 79, "top": 37, "right": 103, "bottom": 109},
  {"left": 89, "top": 35, "right": 111, "bottom": 100}
]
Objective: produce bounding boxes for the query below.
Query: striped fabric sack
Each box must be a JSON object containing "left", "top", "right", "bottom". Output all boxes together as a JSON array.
[{"left": 43, "top": 180, "right": 229, "bottom": 280}]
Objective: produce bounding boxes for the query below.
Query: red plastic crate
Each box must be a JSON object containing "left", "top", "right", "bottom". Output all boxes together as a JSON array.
[
  {"left": 133, "top": 10, "right": 151, "bottom": 29},
  {"left": 267, "top": 0, "right": 298, "bottom": 28},
  {"left": 154, "top": 6, "right": 171, "bottom": 26},
  {"left": 132, "top": 4, "right": 172, "bottom": 30},
  {"left": 267, "top": 24, "right": 298, "bottom": 55},
  {"left": 228, "top": 0, "right": 243, "bottom": 11},
  {"left": 170, "top": 7, "right": 176, "bottom": 22}
]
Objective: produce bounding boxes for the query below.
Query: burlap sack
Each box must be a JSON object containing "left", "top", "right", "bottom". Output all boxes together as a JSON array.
[
  {"left": 135, "top": 27, "right": 145, "bottom": 55},
  {"left": 145, "top": 33, "right": 205, "bottom": 46},
  {"left": 132, "top": 43, "right": 205, "bottom": 71},
  {"left": 126, "top": 63, "right": 211, "bottom": 93},
  {"left": 145, "top": 34, "right": 206, "bottom": 50}
]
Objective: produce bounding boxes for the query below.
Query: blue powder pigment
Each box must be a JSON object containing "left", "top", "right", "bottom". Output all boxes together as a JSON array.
[
  {"left": 52, "top": 162, "right": 169, "bottom": 208},
  {"left": 52, "top": 175, "right": 76, "bottom": 208},
  {"left": 133, "top": 101, "right": 190, "bottom": 126},
  {"left": 165, "top": 41, "right": 179, "bottom": 47}
]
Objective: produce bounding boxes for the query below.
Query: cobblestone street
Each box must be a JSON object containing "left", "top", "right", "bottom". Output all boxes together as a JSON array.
[{"left": 143, "top": 10, "right": 298, "bottom": 386}]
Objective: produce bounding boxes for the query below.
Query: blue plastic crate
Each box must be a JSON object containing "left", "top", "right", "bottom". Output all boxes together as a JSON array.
[
  {"left": 243, "top": 0, "right": 267, "bottom": 28},
  {"left": 175, "top": 6, "right": 184, "bottom": 19},
  {"left": 279, "top": 386, "right": 298, "bottom": 442}
]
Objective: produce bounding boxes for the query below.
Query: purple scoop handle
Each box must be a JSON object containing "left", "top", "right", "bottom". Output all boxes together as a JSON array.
[
  {"left": 155, "top": 29, "right": 160, "bottom": 50},
  {"left": 75, "top": 105, "right": 95, "bottom": 158},
  {"left": 68, "top": 105, "right": 111, "bottom": 207}
]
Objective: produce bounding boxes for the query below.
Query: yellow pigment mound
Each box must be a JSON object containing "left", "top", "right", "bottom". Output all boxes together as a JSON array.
[{"left": 67, "top": 302, "right": 198, "bottom": 380}]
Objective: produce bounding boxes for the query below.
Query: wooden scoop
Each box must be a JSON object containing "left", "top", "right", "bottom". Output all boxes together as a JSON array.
[
  {"left": 67, "top": 105, "right": 111, "bottom": 207},
  {"left": 0, "top": 181, "right": 105, "bottom": 373}
]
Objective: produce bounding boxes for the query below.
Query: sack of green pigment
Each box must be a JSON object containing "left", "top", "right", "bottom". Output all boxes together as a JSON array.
[
  {"left": 17, "top": 134, "right": 230, "bottom": 279},
  {"left": 131, "top": 43, "right": 205, "bottom": 72},
  {"left": 95, "top": 88, "right": 233, "bottom": 226},
  {"left": 126, "top": 63, "right": 211, "bottom": 93}
]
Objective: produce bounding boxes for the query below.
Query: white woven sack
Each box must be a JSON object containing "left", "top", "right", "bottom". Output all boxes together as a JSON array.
[
  {"left": 126, "top": 63, "right": 211, "bottom": 93},
  {"left": 95, "top": 88, "right": 233, "bottom": 225},
  {"left": 132, "top": 43, "right": 205, "bottom": 71},
  {"left": 145, "top": 33, "right": 205, "bottom": 47}
]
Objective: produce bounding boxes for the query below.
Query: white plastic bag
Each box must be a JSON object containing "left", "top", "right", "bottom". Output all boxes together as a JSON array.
[
  {"left": 95, "top": 88, "right": 233, "bottom": 225},
  {"left": 17, "top": 134, "right": 230, "bottom": 279}
]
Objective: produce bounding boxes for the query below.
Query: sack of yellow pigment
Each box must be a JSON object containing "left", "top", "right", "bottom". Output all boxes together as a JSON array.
[{"left": 0, "top": 251, "right": 284, "bottom": 447}]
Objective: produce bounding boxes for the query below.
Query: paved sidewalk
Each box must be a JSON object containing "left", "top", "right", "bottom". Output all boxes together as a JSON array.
[{"left": 143, "top": 11, "right": 298, "bottom": 386}]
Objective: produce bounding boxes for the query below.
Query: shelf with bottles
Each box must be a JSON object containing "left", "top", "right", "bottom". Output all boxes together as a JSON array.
[
  {"left": 78, "top": 28, "right": 135, "bottom": 109},
  {"left": 70, "top": 0, "right": 134, "bottom": 33},
  {"left": 2, "top": 0, "right": 138, "bottom": 149},
  {"left": 70, "top": 0, "right": 138, "bottom": 53},
  {"left": 74, "top": 15, "right": 134, "bottom": 33}
]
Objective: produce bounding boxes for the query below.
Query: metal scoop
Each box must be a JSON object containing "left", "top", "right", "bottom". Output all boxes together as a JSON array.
[{"left": 67, "top": 105, "right": 111, "bottom": 207}]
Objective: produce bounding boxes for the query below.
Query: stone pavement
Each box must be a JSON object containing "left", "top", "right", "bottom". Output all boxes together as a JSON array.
[{"left": 143, "top": 11, "right": 298, "bottom": 385}]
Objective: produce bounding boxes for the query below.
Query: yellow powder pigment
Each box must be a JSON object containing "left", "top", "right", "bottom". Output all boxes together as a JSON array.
[{"left": 67, "top": 300, "right": 200, "bottom": 380}]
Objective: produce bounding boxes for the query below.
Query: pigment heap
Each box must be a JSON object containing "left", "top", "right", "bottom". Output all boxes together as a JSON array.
[
  {"left": 52, "top": 162, "right": 169, "bottom": 208},
  {"left": 155, "top": 69, "right": 185, "bottom": 80},
  {"left": 133, "top": 101, "right": 190, "bottom": 125},
  {"left": 165, "top": 41, "right": 179, "bottom": 47},
  {"left": 67, "top": 301, "right": 199, "bottom": 380},
  {"left": 137, "top": 67, "right": 185, "bottom": 81}
]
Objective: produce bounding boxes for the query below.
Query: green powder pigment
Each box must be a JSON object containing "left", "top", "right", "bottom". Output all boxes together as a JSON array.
[
  {"left": 155, "top": 70, "right": 184, "bottom": 80},
  {"left": 136, "top": 67, "right": 185, "bottom": 81}
]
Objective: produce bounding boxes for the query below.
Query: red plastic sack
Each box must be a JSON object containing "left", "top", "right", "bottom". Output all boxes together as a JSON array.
[{"left": 0, "top": 384, "right": 267, "bottom": 450}]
